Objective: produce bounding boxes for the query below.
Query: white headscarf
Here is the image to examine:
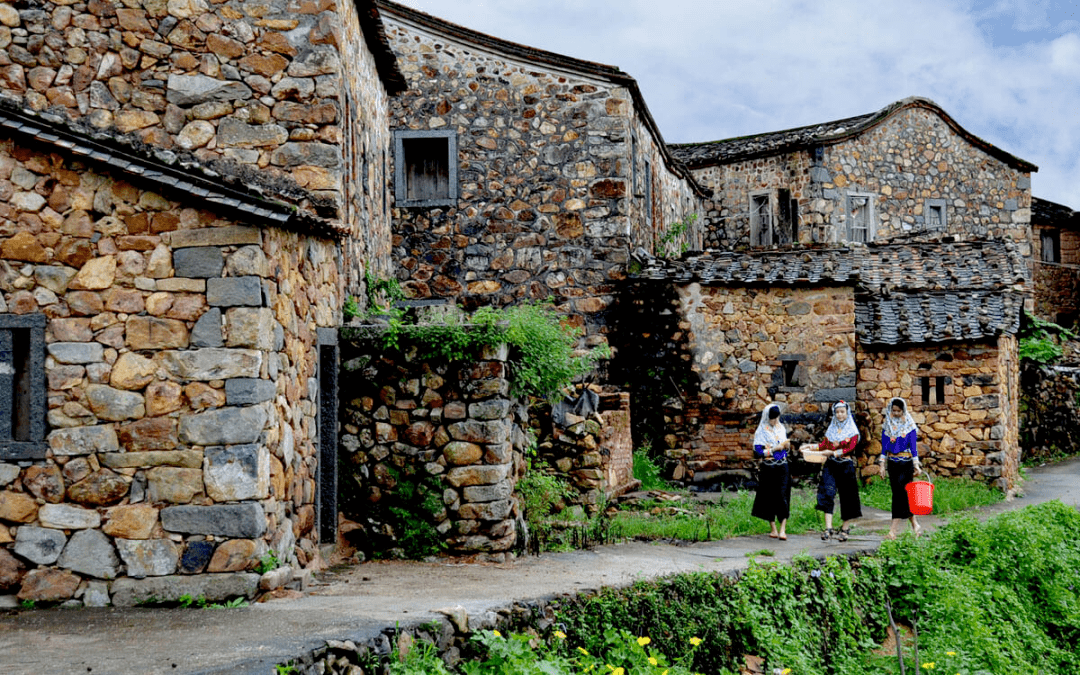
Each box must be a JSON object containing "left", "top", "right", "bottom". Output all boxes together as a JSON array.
[
  {"left": 824, "top": 401, "right": 860, "bottom": 444},
  {"left": 753, "top": 403, "right": 787, "bottom": 449},
  {"left": 882, "top": 397, "right": 917, "bottom": 439}
]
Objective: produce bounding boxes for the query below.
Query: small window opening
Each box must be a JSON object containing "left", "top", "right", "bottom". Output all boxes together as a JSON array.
[
  {"left": 0, "top": 314, "right": 46, "bottom": 459},
  {"left": 927, "top": 204, "right": 944, "bottom": 229},
  {"left": 1041, "top": 230, "right": 1061, "bottom": 263},
  {"left": 919, "top": 376, "right": 947, "bottom": 406},
  {"left": 777, "top": 188, "right": 794, "bottom": 244},
  {"left": 782, "top": 360, "right": 800, "bottom": 387},
  {"left": 751, "top": 194, "right": 773, "bottom": 246},
  {"left": 848, "top": 195, "right": 870, "bottom": 242},
  {"left": 403, "top": 137, "right": 449, "bottom": 202}
]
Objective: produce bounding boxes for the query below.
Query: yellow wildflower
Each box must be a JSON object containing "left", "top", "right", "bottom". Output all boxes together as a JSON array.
[
  {"left": 946, "top": 652, "right": 956, "bottom": 657},
  {"left": 781, "top": 669, "right": 792, "bottom": 675},
  {"left": 648, "top": 657, "right": 658, "bottom": 666},
  {"left": 689, "top": 636, "right": 703, "bottom": 647},
  {"left": 577, "top": 647, "right": 590, "bottom": 656},
  {"left": 553, "top": 630, "right": 567, "bottom": 640},
  {"left": 637, "top": 636, "right": 651, "bottom": 646},
  {"left": 921, "top": 663, "right": 935, "bottom": 670},
  {"left": 612, "top": 669, "right": 625, "bottom": 675}
]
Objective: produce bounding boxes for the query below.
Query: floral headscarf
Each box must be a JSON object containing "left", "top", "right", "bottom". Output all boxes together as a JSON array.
[
  {"left": 882, "top": 397, "right": 917, "bottom": 440},
  {"left": 753, "top": 403, "right": 787, "bottom": 449},
  {"left": 824, "top": 401, "right": 860, "bottom": 444}
]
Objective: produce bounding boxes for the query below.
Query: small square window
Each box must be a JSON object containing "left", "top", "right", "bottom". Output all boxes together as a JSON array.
[
  {"left": 1041, "top": 230, "right": 1060, "bottom": 263},
  {"left": 0, "top": 313, "right": 47, "bottom": 460},
  {"left": 393, "top": 130, "right": 458, "bottom": 207},
  {"left": 919, "top": 375, "right": 947, "bottom": 406},
  {"left": 925, "top": 199, "right": 947, "bottom": 231},
  {"left": 782, "top": 359, "right": 800, "bottom": 387}
]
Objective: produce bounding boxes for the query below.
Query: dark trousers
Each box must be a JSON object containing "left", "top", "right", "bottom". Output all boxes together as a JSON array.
[
  {"left": 752, "top": 461, "right": 791, "bottom": 522},
  {"left": 887, "top": 458, "right": 915, "bottom": 519},
  {"left": 816, "top": 457, "right": 863, "bottom": 521}
]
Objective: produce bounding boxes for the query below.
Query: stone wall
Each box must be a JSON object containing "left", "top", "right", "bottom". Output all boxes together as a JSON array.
[
  {"left": 381, "top": 10, "right": 706, "bottom": 350},
  {"left": 628, "top": 116, "right": 704, "bottom": 255},
  {"left": 337, "top": 333, "right": 525, "bottom": 559},
  {"left": 693, "top": 105, "right": 1032, "bottom": 255},
  {"left": 1020, "top": 363, "right": 1080, "bottom": 462},
  {"left": 0, "top": 139, "right": 340, "bottom": 606},
  {"left": 0, "top": 0, "right": 394, "bottom": 294},
  {"left": 1033, "top": 261, "right": 1080, "bottom": 327},
  {"left": 855, "top": 336, "right": 1020, "bottom": 489}
]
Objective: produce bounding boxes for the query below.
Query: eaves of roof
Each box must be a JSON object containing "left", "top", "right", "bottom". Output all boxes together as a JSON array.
[
  {"left": 670, "top": 97, "right": 1038, "bottom": 173},
  {"left": 374, "top": 0, "right": 710, "bottom": 200},
  {"left": 0, "top": 102, "right": 345, "bottom": 240},
  {"left": 1032, "top": 196, "right": 1079, "bottom": 229},
  {"left": 356, "top": 0, "right": 407, "bottom": 95}
]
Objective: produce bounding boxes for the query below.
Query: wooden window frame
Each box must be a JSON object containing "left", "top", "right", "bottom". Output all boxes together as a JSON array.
[
  {"left": 0, "top": 313, "right": 47, "bottom": 460},
  {"left": 393, "top": 129, "right": 458, "bottom": 207},
  {"left": 845, "top": 192, "right": 875, "bottom": 243}
]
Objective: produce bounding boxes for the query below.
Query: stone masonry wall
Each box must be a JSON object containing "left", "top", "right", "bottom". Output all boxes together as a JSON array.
[
  {"left": 693, "top": 106, "right": 1032, "bottom": 254},
  {"left": 0, "top": 0, "right": 395, "bottom": 295},
  {"left": 1033, "top": 261, "right": 1080, "bottom": 327},
  {"left": 382, "top": 13, "right": 706, "bottom": 350},
  {"left": 855, "top": 337, "right": 1019, "bottom": 489},
  {"left": 338, "top": 334, "right": 525, "bottom": 558},
  {"left": 0, "top": 138, "right": 339, "bottom": 606},
  {"left": 1021, "top": 363, "right": 1080, "bottom": 462}
]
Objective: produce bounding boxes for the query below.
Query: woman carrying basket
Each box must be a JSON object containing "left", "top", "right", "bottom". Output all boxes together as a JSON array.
[
  {"left": 817, "top": 401, "right": 862, "bottom": 542},
  {"left": 752, "top": 403, "right": 791, "bottom": 540},
  {"left": 877, "top": 397, "right": 923, "bottom": 539}
]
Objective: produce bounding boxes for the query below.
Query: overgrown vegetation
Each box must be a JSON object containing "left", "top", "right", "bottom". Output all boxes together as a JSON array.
[
  {"left": 859, "top": 474, "right": 1004, "bottom": 514},
  {"left": 657, "top": 214, "right": 698, "bottom": 258},
  {"left": 344, "top": 276, "right": 606, "bottom": 399},
  {"left": 379, "top": 470, "right": 446, "bottom": 560},
  {"left": 632, "top": 447, "right": 671, "bottom": 491},
  {"left": 1018, "top": 311, "right": 1077, "bottom": 365},
  {"left": 517, "top": 466, "right": 618, "bottom": 553}
]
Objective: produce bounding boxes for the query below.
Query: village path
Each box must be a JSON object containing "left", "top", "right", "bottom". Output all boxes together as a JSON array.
[{"left": 2, "top": 457, "right": 1078, "bottom": 675}]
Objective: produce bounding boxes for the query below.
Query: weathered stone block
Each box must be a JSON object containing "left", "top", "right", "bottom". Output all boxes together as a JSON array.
[
  {"left": 0, "top": 491, "right": 38, "bottom": 523},
  {"left": 22, "top": 464, "right": 64, "bottom": 503},
  {"left": 109, "top": 352, "right": 157, "bottom": 390},
  {"left": 468, "top": 400, "right": 511, "bottom": 420},
  {"left": 190, "top": 307, "right": 224, "bottom": 348},
  {"left": 161, "top": 503, "right": 266, "bottom": 538},
  {"left": 83, "top": 581, "right": 111, "bottom": 607},
  {"left": 445, "top": 464, "right": 510, "bottom": 488},
  {"left": 118, "top": 417, "right": 179, "bottom": 452},
  {"left": 458, "top": 499, "right": 513, "bottom": 521},
  {"left": 14, "top": 525, "right": 67, "bottom": 565},
  {"left": 172, "top": 246, "right": 224, "bottom": 278},
  {"left": 448, "top": 420, "right": 509, "bottom": 444},
  {"left": 179, "top": 406, "right": 267, "bottom": 445},
  {"left": 443, "top": 441, "right": 482, "bottom": 465},
  {"left": 102, "top": 449, "right": 202, "bottom": 470},
  {"left": 116, "top": 538, "right": 179, "bottom": 578},
  {"left": 103, "top": 504, "right": 158, "bottom": 540},
  {"left": 203, "top": 444, "right": 269, "bottom": 501},
  {"left": 46, "top": 341, "right": 104, "bottom": 364},
  {"left": 154, "top": 278, "right": 205, "bottom": 293},
  {"left": 39, "top": 504, "right": 101, "bottom": 530},
  {"left": 0, "top": 548, "right": 23, "bottom": 592},
  {"left": 110, "top": 572, "right": 260, "bottom": 607},
  {"left": 179, "top": 540, "right": 214, "bottom": 574},
  {"left": 224, "top": 378, "right": 276, "bottom": 405},
  {"left": 207, "top": 538, "right": 259, "bottom": 572},
  {"left": 86, "top": 384, "right": 145, "bottom": 421},
  {"left": 462, "top": 480, "right": 513, "bottom": 503},
  {"left": 57, "top": 529, "right": 119, "bottom": 579},
  {"left": 216, "top": 118, "right": 288, "bottom": 149},
  {"left": 68, "top": 469, "right": 129, "bottom": 506},
  {"left": 166, "top": 74, "right": 253, "bottom": 106},
  {"left": 156, "top": 348, "right": 261, "bottom": 380},
  {"left": 225, "top": 307, "right": 275, "bottom": 348},
  {"left": 126, "top": 316, "right": 189, "bottom": 349},
  {"left": 207, "top": 276, "right": 263, "bottom": 307},
  {"left": 48, "top": 425, "right": 119, "bottom": 456},
  {"left": 0, "top": 463, "right": 19, "bottom": 486},
  {"left": 165, "top": 225, "right": 261, "bottom": 249},
  {"left": 146, "top": 467, "right": 203, "bottom": 504},
  {"left": 17, "top": 568, "right": 80, "bottom": 602}
]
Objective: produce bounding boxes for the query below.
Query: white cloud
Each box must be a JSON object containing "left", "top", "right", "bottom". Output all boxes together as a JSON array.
[{"left": 395, "top": 0, "right": 1080, "bottom": 206}]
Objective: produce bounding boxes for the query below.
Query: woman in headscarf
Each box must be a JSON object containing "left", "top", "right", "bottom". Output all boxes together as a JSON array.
[
  {"left": 751, "top": 403, "right": 791, "bottom": 540},
  {"left": 816, "top": 400, "right": 862, "bottom": 542},
  {"left": 877, "top": 397, "right": 923, "bottom": 539}
]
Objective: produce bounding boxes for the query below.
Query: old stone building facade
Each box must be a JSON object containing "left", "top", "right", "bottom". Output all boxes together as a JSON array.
[
  {"left": 376, "top": 0, "right": 708, "bottom": 349},
  {"left": 633, "top": 239, "right": 1028, "bottom": 489},
  {"left": 671, "top": 98, "right": 1035, "bottom": 258},
  {"left": 1032, "top": 197, "right": 1080, "bottom": 327},
  {"left": 0, "top": 0, "right": 403, "bottom": 605}
]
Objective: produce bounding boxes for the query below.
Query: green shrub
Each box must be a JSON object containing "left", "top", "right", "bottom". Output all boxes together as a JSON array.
[
  {"left": 633, "top": 448, "right": 670, "bottom": 491},
  {"left": 1019, "top": 312, "right": 1077, "bottom": 365}
]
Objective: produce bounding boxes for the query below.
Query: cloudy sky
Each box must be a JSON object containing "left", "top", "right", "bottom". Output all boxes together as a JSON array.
[{"left": 393, "top": 0, "right": 1080, "bottom": 208}]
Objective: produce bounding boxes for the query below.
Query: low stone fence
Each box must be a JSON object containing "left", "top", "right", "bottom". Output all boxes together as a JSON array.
[
  {"left": 337, "top": 329, "right": 528, "bottom": 559},
  {"left": 1020, "top": 362, "right": 1080, "bottom": 462}
]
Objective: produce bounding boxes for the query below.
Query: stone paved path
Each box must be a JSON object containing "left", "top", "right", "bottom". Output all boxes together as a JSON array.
[{"left": 2, "top": 457, "right": 1078, "bottom": 675}]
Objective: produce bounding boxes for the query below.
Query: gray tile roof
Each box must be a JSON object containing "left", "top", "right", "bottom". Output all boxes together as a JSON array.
[
  {"left": 669, "top": 97, "right": 1037, "bottom": 172},
  {"left": 632, "top": 239, "right": 1028, "bottom": 346},
  {"left": 1032, "top": 196, "right": 1078, "bottom": 229},
  {"left": 0, "top": 100, "right": 344, "bottom": 240}
]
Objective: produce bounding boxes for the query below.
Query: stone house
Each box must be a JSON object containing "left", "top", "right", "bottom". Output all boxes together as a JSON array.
[
  {"left": 632, "top": 238, "right": 1028, "bottom": 489},
  {"left": 670, "top": 97, "right": 1035, "bottom": 258},
  {"left": 1031, "top": 197, "right": 1080, "bottom": 327},
  {"left": 375, "top": 0, "right": 709, "bottom": 349},
  {"left": 0, "top": 0, "right": 403, "bottom": 606}
]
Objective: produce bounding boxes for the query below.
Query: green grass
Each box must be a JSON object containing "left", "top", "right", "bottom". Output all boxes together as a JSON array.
[
  {"left": 859, "top": 474, "right": 1004, "bottom": 515},
  {"left": 613, "top": 488, "right": 822, "bottom": 542}
]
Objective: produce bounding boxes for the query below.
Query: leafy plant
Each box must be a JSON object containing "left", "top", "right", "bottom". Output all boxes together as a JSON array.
[
  {"left": 633, "top": 446, "right": 671, "bottom": 491},
  {"left": 275, "top": 662, "right": 297, "bottom": 675},
  {"left": 206, "top": 597, "right": 249, "bottom": 609},
  {"left": 1018, "top": 311, "right": 1077, "bottom": 365},
  {"left": 18, "top": 599, "right": 35, "bottom": 610},
  {"left": 255, "top": 550, "right": 280, "bottom": 575},
  {"left": 657, "top": 214, "right": 698, "bottom": 258}
]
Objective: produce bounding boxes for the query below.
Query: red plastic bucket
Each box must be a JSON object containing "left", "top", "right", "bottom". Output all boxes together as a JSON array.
[{"left": 906, "top": 477, "right": 934, "bottom": 516}]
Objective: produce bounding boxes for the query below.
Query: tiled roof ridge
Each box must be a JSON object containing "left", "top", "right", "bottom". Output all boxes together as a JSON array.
[
  {"left": 357, "top": 0, "right": 408, "bottom": 95},
  {"left": 374, "top": 0, "right": 711, "bottom": 200},
  {"left": 669, "top": 97, "right": 1037, "bottom": 172},
  {"left": 0, "top": 98, "right": 345, "bottom": 240}
]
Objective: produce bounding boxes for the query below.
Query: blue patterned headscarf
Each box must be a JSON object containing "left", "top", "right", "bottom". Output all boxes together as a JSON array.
[
  {"left": 824, "top": 401, "right": 860, "bottom": 444},
  {"left": 882, "top": 397, "right": 917, "bottom": 439}
]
